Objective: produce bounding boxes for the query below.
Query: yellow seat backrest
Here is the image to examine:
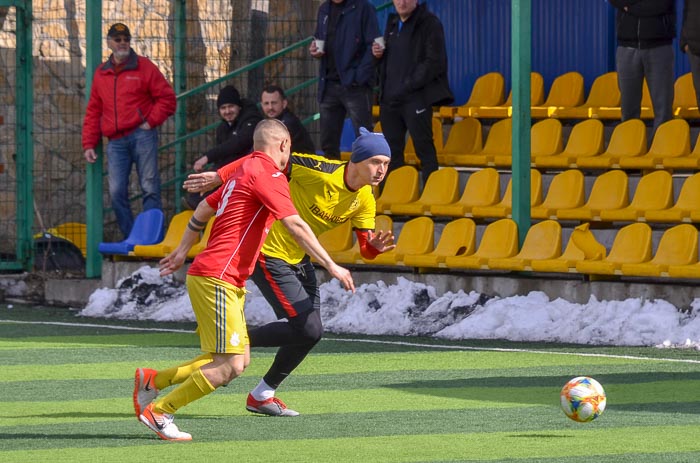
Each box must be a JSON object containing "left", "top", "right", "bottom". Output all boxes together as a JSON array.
[
  {"left": 442, "top": 118, "right": 482, "bottom": 155},
  {"left": 564, "top": 119, "right": 605, "bottom": 157},
  {"left": 604, "top": 119, "right": 647, "bottom": 157}
]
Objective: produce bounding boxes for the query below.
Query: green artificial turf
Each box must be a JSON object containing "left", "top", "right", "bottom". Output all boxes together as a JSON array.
[{"left": 1, "top": 303, "right": 700, "bottom": 462}]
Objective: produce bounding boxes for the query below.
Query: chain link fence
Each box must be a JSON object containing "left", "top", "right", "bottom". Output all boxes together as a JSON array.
[{"left": 0, "top": 1, "right": 323, "bottom": 272}]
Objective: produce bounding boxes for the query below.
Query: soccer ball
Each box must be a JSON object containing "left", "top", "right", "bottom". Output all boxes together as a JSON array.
[{"left": 560, "top": 376, "right": 606, "bottom": 422}]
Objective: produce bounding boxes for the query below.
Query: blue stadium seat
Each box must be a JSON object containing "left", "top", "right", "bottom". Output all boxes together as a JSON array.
[{"left": 98, "top": 209, "right": 165, "bottom": 255}]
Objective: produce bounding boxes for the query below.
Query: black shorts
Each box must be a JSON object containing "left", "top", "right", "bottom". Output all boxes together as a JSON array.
[{"left": 251, "top": 254, "right": 320, "bottom": 319}]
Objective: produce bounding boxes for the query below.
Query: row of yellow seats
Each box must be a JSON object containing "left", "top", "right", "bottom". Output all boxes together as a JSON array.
[
  {"left": 356, "top": 115, "right": 698, "bottom": 171},
  {"left": 437, "top": 117, "right": 699, "bottom": 170},
  {"left": 433, "top": 71, "right": 699, "bottom": 121},
  {"left": 376, "top": 165, "right": 700, "bottom": 223},
  {"left": 320, "top": 215, "right": 700, "bottom": 279},
  {"left": 129, "top": 210, "right": 213, "bottom": 259}
]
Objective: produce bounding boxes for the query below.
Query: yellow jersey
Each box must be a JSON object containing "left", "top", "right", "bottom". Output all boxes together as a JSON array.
[{"left": 261, "top": 153, "right": 376, "bottom": 264}]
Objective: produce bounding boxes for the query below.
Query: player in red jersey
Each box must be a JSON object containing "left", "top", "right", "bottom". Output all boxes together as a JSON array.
[{"left": 132, "top": 119, "right": 354, "bottom": 441}]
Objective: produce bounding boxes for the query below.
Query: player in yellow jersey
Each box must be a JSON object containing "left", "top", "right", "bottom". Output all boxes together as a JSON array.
[{"left": 184, "top": 127, "right": 396, "bottom": 415}]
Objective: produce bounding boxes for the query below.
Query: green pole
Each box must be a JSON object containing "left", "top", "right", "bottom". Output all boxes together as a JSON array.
[
  {"left": 174, "top": 0, "right": 187, "bottom": 212},
  {"left": 15, "top": 0, "right": 33, "bottom": 270},
  {"left": 85, "top": 3, "right": 103, "bottom": 278},
  {"left": 511, "top": 0, "right": 532, "bottom": 245}
]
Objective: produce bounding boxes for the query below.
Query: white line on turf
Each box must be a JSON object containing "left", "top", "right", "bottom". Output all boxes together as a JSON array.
[{"left": 2, "top": 319, "right": 700, "bottom": 364}]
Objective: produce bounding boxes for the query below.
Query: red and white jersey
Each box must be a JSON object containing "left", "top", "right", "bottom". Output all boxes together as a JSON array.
[{"left": 187, "top": 151, "right": 298, "bottom": 287}]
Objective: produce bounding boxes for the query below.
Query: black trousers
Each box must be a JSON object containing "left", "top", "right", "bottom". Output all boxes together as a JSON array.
[
  {"left": 249, "top": 255, "right": 323, "bottom": 389},
  {"left": 380, "top": 99, "right": 438, "bottom": 185}
]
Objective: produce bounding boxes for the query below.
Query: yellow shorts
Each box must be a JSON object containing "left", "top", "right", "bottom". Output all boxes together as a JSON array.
[{"left": 186, "top": 275, "right": 249, "bottom": 354}]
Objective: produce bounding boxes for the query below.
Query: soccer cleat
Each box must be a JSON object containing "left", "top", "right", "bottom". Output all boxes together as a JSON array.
[
  {"left": 133, "top": 368, "right": 159, "bottom": 418},
  {"left": 246, "top": 393, "right": 300, "bottom": 417},
  {"left": 139, "top": 403, "right": 192, "bottom": 441}
]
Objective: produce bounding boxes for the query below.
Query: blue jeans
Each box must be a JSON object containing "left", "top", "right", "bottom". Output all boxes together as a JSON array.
[
  {"left": 106, "top": 128, "right": 162, "bottom": 238},
  {"left": 319, "top": 81, "right": 373, "bottom": 159}
]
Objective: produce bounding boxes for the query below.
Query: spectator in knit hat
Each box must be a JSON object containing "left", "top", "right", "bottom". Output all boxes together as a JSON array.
[
  {"left": 184, "top": 85, "right": 263, "bottom": 209},
  {"left": 82, "top": 22, "right": 176, "bottom": 238},
  {"left": 181, "top": 126, "right": 395, "bottom": 416}
]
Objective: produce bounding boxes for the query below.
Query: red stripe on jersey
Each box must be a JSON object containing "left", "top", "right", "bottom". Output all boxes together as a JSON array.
[{"left": 258, "top": 255, "right": 299, "bottom": 318}]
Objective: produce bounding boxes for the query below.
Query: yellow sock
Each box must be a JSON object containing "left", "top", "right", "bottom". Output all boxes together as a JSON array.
[
  {"left": 154, "top": 354, "right": 213, "bottom": 390},
  {"left": 153, "top": 368, "right": 215, "bottom": 415}
]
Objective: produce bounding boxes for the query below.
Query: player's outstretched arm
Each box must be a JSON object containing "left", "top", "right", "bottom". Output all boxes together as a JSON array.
[
  {"left": 281, "top": 214, "right": 356, "bottom": 293},
  {"left": 183, "top": 171, "right": 222, "bottom": 194},
  {"left": 160, "top": 201, "right": 216, "bottom": 276}
]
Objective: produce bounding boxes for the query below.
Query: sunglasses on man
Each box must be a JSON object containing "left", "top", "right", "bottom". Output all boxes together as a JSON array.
[{"left": 111, "top": 37, "right": 130, "bottom": 43}]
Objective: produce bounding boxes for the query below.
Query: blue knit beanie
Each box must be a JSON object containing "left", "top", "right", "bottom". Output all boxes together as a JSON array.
[{"left": 350, "top": 127, "right": 391, "bottom": 163}]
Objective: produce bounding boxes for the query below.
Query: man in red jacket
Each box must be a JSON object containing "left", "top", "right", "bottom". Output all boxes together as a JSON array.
[{"left": 82, "top": 23, "right": 176, "bottom": 238}]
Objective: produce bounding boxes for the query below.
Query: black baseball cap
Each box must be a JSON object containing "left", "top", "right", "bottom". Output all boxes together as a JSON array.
[{"left": 107, "top": 23, "right": 131, "bottom": 38}]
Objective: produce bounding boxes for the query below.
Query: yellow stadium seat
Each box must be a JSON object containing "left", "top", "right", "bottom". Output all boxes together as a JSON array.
[
  {"left": 375, "top": 166, "right": 420, "bottom": 214},
  {"left": 644, "top": 172, "right": 700, "bottom": 223},
  {"left": 575, "top": 223, "right": 652, "bottom": 275},
  {"left": 430, "top": 167, "right": 501, "bottom": 217},
  {"left": 621, "top": 224, "right": 698, "bottom": 277},
  {"left": 552, "top": 72, "right": 620, "bottom": 119},
  {"left": 366, "top": 216, "right": 434, "bottom": 265},
  {"left": 667, "top": 262, "right": 700, "bottom": 279},
  {"left": 437, "top": 118, "right": 483, "bottom": 166},
  {"left": 493, "top": 118, "right": 563, "bottom": 167},
  {"left": 318, "top": 220, "right": 353, "bottom": 254},
  {"left": 618, "top": 119, "right": 690, "bottom": 170},
  {"left": 187, "top": 217, "right": 214, "bottom": 259},
  {"left": 533, "top": 119, "right": 604, "bottom": 169},
  {"left": 574, "top": 119, "right": 647, "bottom": 170},
  {"left": 488, "top": 220, "right": 562, "bottom": 271},
  {"left": 312, "top": 220, "right": 353, "bottom": 264},
  {"left": 673, "top": 72, "right": 700, "bottom": 119},
  {"left": 556, "top": 170, "right": 629, "bottom": 221},
  {"left": 471, "top": 169, "right": 542, "bottom": 219},
  {"left": 529, "top": 223, "right": 602, "bottom": 273},
  {"left": 471, "top": 72, "right": 545, "bottom": 119},
  {"left": 663, "top": 132, "right": 700, "bottom": 170},
  {"left": 531, "top": 72, "right": 585, "bottom": 119},
  {"left": 599, "top": 171, "right": 673, "bottom": 222},
  {"left": 531, "top": 170, "right": 585, "bottom": 220},
  {"left": 403, "top": 218, "right": 477, "bottom": 268},
  {"left": 49, "top": 222, "right": 87, "bottom": 257},
  {"left": 332, "top": 215, "right": 393, "bottom": 264},
  {"left": 404, "top": 118, "right": 443, "bottom": 166},
  {"left": 132, "top": 210, "right": 195, "bottom": 258},
  {"left": 444, "top": 218, "right": 519, "bottom": 269},
  {"left": 439, "top": 72, "right": 505, "bottom": 119},
  {"left": 390, "top": 168, "right": 460, "bottom": 216},
  {"left": 467, "top": 118, "right": 512, "bottom": 167}
]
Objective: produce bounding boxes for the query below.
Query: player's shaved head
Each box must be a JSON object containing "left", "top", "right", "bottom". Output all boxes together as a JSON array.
[
  {"left": 253, "top": 118, "right": 290, "bottom": 150},
  {"left": 253, "top": 118, "right": 292, "bottom": 170}
]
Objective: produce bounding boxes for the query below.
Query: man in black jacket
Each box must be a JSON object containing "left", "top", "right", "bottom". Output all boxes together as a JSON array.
[
  {"left": 681, "top": 0, "right": 700, "bottom": 109},
  {"left": 610, "top": 0, "right": 675, "bottom": 131},
  {"left": 183, "top": 85, "right": 263, "bottom": 209},
  {"left": 310, "top": 0, "right": 379, "bottom": 160},
  {"left": 372, "top": 0, "right": 453, "bottom": 184},
  {"left": 260, "top": 85, "right": 316, "bottom": 154}
]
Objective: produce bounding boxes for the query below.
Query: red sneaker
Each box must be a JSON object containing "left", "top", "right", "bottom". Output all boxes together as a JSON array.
[
  {"left": 246, "top": 393, "right": 300, "bottom": 416},
  {"left": 139, "top": 403, "right": 192, "bottom": 441}
]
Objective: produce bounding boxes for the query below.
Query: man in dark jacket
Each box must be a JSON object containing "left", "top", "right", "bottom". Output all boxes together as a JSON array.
[
  {"left": 681, "top": 0, "right": 700, "bottom": 108},
  {"left": 183, "top": 85, "right": 263, "bottom": 209},
  {"left": 82, "top": 23, "right": 176, "bottom": 238},
  {"left": 373, "top": 0, "right": 453, "bottom": 184},
  {"left": 610, "top": 0, "right": 675, "bottom": 131},
  {"left": 310, "top": 0, "right": 379, "bottom": 160},
  {"left": 260, "top": 85, "right": 316, "bottom": 154}
]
